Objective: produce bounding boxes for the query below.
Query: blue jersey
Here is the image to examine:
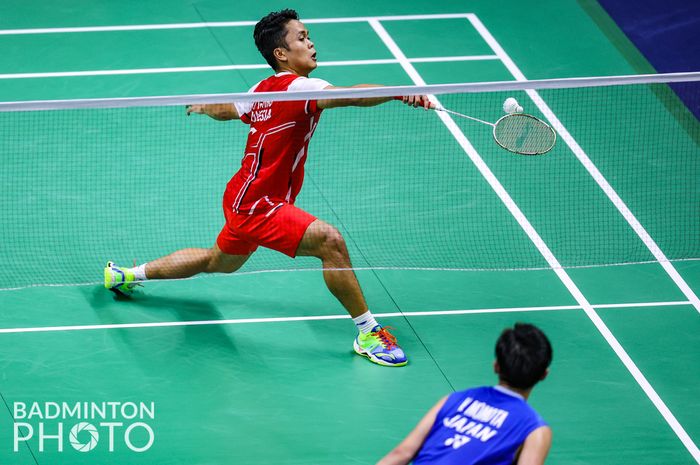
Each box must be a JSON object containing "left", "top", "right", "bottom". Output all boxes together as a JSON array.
[{"left": 413, "top": 386, "right": 547, "bottom": 465}]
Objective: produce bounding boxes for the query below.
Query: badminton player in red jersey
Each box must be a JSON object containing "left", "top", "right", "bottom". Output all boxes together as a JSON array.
[{"left": 105, "top": 9, "right": 431, "bottom": 367}]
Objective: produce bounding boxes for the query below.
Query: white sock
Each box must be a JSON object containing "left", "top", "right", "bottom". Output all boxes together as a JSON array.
[
  {"left": 353, "top": 311, "right": 379, "bottom": 334},
  {"left": 132, "top": 263, "right": 149, "bottom": 281}
]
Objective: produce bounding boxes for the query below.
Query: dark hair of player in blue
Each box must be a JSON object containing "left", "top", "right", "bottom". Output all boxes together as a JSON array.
[
  {"left": 495, "top": 323, "right": 552, "bottom": 390},
  {"left": 254, "top": 9, "right": 300, "bottom": 70}
]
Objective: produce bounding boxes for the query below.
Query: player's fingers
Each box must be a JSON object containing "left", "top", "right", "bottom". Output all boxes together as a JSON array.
[
  {"left": 393, "top": 96, "right": 422, "bottom": 107},
  {"left": 187, "top": 104, "right": 205, "bottom": 115}
]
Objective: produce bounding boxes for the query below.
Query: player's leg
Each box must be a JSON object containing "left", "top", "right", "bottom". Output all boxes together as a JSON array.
[
  {"left": 104, "top": 245, "right": 252, "bottom": 296},
  {"left": 105, "top": 217, "right": 258, "bottom": 296},
  {"left": 222, "top": 203, "right": 407, "bottom": 366},
  {"left": 140, "top": 245, "right": 251, "bottom": 279},
  {"left": 296, "top": 219, "right": 407, "bottom": 367},
  {"left": 296, "top": 220, "right": 368, "bottom": 318}
]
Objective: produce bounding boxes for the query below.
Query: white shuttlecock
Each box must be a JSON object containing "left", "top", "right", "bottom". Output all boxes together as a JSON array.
[{"left": 503, "top": 97, "right": 523, "bottom": 114}]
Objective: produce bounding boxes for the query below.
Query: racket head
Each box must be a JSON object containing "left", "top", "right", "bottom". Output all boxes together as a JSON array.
[{"left": 492, "top": 114, "right": 556, "bottom": 155}]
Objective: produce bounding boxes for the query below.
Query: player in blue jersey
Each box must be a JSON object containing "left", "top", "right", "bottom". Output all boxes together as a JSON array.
[{"left": 376, "top": 323, "right": 553, "bottom": 465}]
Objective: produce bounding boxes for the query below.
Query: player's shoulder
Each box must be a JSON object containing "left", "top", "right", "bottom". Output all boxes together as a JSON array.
[
  {"left": 440, "top": 386, "right": 487, "bottom": 411},
  {"left": 250, "top": 72, "right": 316, "bottom": 89},
  {"left": 458, "top": 385, "right": 493, "bottom": 397},
  {"left": 457, "top": 385, "right": 533, "bottom": 410},
  {"left": 251, "top": 72, "right": 331, "bottom": 94},
  {"left": 248, "top": 73, "right": 288, "bottom": 93},
  {"left": 249, "top": 74, "right": 278, "bottom": 92},
  {"left": 287, "top": 75, "right": 331, "bottom": 92},
  {"left": 491, "top": 386, "right": 546, "bottom": 425}
]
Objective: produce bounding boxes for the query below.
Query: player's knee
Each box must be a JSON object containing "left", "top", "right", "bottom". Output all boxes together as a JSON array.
[
  {"left": 216, "top": 261, "right": 238, "bottom": 274},
  {"left": 207, "top": 249, "right": 238, "bottom": 273},
  {"left": 322, "top": 227, "right": 347, "bottom": 256}
]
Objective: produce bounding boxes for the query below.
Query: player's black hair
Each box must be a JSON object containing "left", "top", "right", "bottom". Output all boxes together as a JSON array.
[
  {"left": 254, "top": 9, "right": 299, "bottom": 70},
  {"left": 495, "top": 323, "right": 552, "bottom": 390}
]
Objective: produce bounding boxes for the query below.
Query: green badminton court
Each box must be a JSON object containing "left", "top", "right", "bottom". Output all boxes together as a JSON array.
[{"left": 0, "top": 1, "right": 698, "bottom": 464}]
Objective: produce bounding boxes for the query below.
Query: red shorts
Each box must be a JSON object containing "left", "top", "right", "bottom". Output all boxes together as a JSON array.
[{"left": 217, "top": 199, "right": 317, "bottom": 258}]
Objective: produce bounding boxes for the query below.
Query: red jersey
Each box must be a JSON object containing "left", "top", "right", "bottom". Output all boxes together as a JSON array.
[{"left": 226, "top": 72, "right": 330, "bottom": 214}]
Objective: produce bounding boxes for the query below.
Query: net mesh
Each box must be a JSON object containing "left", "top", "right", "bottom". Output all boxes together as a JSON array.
[{"left": 0, "top": 75, "right": 698, "bottom": 290}]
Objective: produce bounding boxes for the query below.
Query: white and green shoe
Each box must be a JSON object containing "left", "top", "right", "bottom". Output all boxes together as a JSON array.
[
  {"left": 353, "top": 326, "right": 407, "bottom": 367},
  {"left": 104, "top": 262, "right": 139, "bottom": 296}
]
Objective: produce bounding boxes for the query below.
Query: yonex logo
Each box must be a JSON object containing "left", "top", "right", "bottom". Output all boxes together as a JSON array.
[{"left": 445, "top": 434, "right": 471, "bottom": 449}]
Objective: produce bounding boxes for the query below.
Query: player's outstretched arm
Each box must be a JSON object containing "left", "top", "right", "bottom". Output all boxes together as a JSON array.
[
  {"left": 516, "top": 426, "right": 552, "bottom": 465},
  {"left": 375, "top": 396, "right": 448, "bottom": 465},
  {"left": 186, "top": 103, "right": 240, "bottom": 121},
  {"left": 317, "top": 84, "right": 431, "bottom": 110}
]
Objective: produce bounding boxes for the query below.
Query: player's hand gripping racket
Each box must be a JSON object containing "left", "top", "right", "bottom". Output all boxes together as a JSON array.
[{"left": 396, "top": 96, "right": 556, "bottom": 155}]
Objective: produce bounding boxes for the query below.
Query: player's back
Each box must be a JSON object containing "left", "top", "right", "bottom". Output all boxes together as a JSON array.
[{"left": 413, "top": 386, "right": 546, "bottom": 465}]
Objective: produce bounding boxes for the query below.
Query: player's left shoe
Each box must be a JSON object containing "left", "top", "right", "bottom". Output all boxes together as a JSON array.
[
  {"left": 353, "top": 326, "right": 407, "bottom": 367},
  {"left": 104, "top": 261, "right": 139, "bottom": 297}
]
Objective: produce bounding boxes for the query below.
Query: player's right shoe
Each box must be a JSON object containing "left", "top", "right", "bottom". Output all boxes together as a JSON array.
[
  {"left": 104, "top": 262, "right": 139, "bottom": 297},
  {"left": 353, "top": 326, "right": 407, "bottom": 367}
]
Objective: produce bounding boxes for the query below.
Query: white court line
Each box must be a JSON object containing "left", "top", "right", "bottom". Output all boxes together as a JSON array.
[
  {"left": 0, "top": 21, "right": 258, "bottom": 35},
  {"left": 0, "top": 64, "right": 269, "bottom": 79},
  {"left": 593, "top": 301, "right": 691, "bottom": 309},
  {"left": 0, "top": 13, "right": 471, "bottom": 35},
  {"left": 464, "top": 14, "right": 700, "bottom": 463},
  {"left": 467, "top": 13, "right": 700, "bottom": 316},
  {"left": 0, "top": 56, "right": 497, "bottom": 80},
  {"left": 409, "top": 55, "right": 498, "bottom": 63},
  {"left": 0, "top": 301, "right": 691, "bottom": 335}
]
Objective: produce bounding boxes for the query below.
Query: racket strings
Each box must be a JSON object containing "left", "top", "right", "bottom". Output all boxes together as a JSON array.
[{"left": 493, "top": 115, "right": 556, "bottom": 155}]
